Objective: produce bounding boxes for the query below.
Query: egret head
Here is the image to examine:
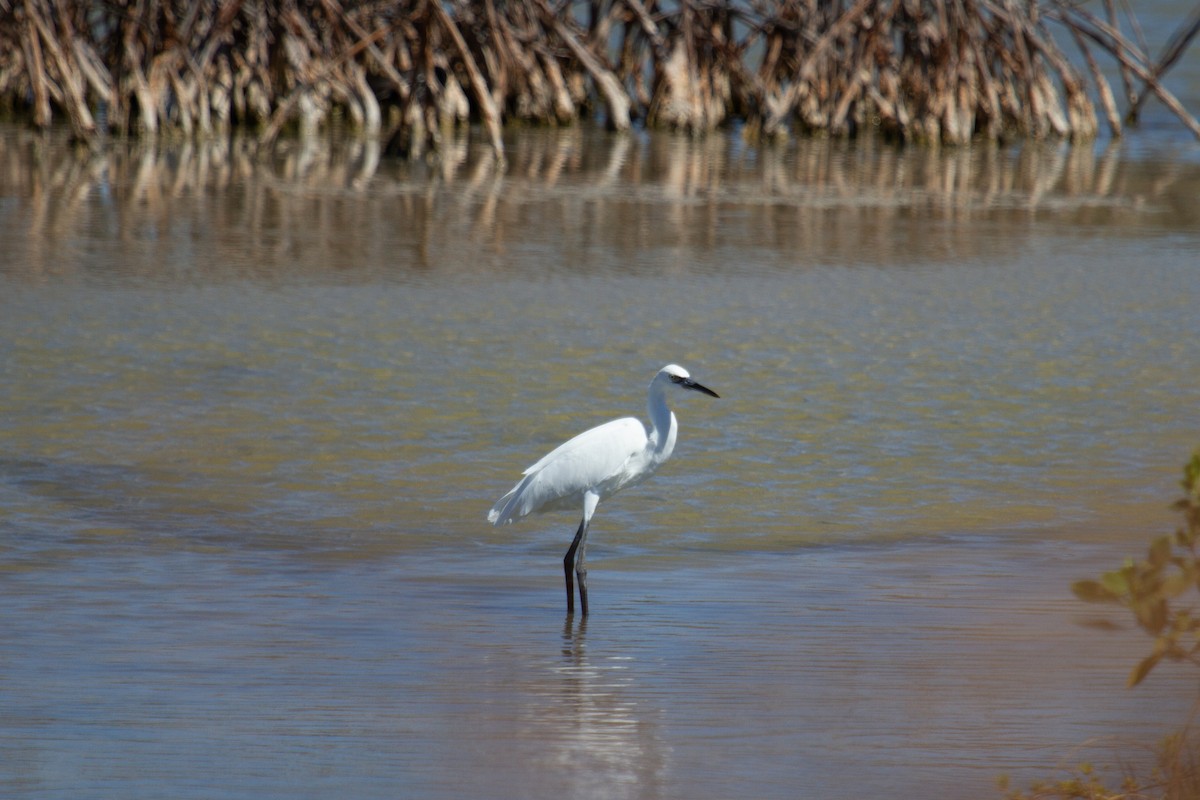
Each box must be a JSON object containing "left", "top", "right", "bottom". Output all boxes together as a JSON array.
[{"left": 658, "top": 364, "right": 720, "bottom": 398}]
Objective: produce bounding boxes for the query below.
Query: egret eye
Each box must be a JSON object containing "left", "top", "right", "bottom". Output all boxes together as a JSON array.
[{"left": 669, "top": 374, "right": 684, "bottom": 384}]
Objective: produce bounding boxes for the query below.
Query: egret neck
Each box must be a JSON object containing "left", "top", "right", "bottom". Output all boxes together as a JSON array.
[{"left": 645, "top": 373, "right": 679, "bottom": 468}]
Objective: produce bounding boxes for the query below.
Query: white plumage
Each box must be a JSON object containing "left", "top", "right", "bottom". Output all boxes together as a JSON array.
[{"left": 488, "top": 363, "right": 719, "bottom": 615}]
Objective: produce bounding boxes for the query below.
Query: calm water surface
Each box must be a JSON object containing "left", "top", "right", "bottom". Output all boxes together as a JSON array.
[{"left": 1, "top": 123, "right": 1199, "bottom": 799}]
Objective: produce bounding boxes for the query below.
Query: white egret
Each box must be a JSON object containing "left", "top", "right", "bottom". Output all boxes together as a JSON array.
[{"left": 488, "top": 364, "right": 719, "bottom": 615}]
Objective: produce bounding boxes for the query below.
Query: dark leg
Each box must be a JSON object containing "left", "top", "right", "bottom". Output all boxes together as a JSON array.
[
  {"left": 575, "top": 524, "right": 590, "bottom": 616},
  {"left": 563, "top": 518, "right": 586, "bottom": 615}
]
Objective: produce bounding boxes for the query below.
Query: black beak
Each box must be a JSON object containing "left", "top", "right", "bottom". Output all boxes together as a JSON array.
[{"left": 683, "top": 378, "right": 720, "bottom": 399}]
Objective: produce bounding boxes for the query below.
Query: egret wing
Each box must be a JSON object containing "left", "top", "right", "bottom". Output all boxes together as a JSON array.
[{"left": 488, "top": 417, "right": 647, "bottom": 524}]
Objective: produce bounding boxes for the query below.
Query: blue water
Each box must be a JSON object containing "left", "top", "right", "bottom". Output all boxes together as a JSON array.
[{"left": 1, "top": 124, "right": 1198, "bottom": 799}]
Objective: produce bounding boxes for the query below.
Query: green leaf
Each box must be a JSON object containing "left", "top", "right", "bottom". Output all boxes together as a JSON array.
[
  {"left": 1128, "top": 651, "right": 1162, "bottom": 687},
  {"left": 1100, "top": 569, "right": 1130, "bottom": 597},
  {"left": 1148, "top": 535, "right": 1173, "bottom": 568},
  {"left": 1182, "top": 452, "right": 1200, "bottom": 494},
  {"left": 1072, "top": 580, "right": 1118, "bottom": 603},
  {"left": 1134, "top": 598, "right": 1169, "bottom": 634},
  {"left": 1162, "top": 569, "right": 1194, "bottom": 598}
]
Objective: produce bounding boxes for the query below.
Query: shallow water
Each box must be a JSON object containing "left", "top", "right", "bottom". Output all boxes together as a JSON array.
[{"left": 1, "top": 123, "right": 1199, "bottom": 799}]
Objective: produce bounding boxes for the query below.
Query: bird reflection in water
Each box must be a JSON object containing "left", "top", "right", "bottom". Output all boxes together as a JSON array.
[{"left": 507, "top": 616, "right": 671, "bottom": 797}]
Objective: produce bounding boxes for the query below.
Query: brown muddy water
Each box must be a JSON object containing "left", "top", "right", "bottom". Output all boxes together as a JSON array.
[{"left": 1, "top": 123, "right": 1199, "bottom": 799}]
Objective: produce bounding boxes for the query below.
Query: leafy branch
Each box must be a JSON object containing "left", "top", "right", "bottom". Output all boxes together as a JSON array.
[{"left": 1073, "top": 450, "right": 1200, "bottom": 687}]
